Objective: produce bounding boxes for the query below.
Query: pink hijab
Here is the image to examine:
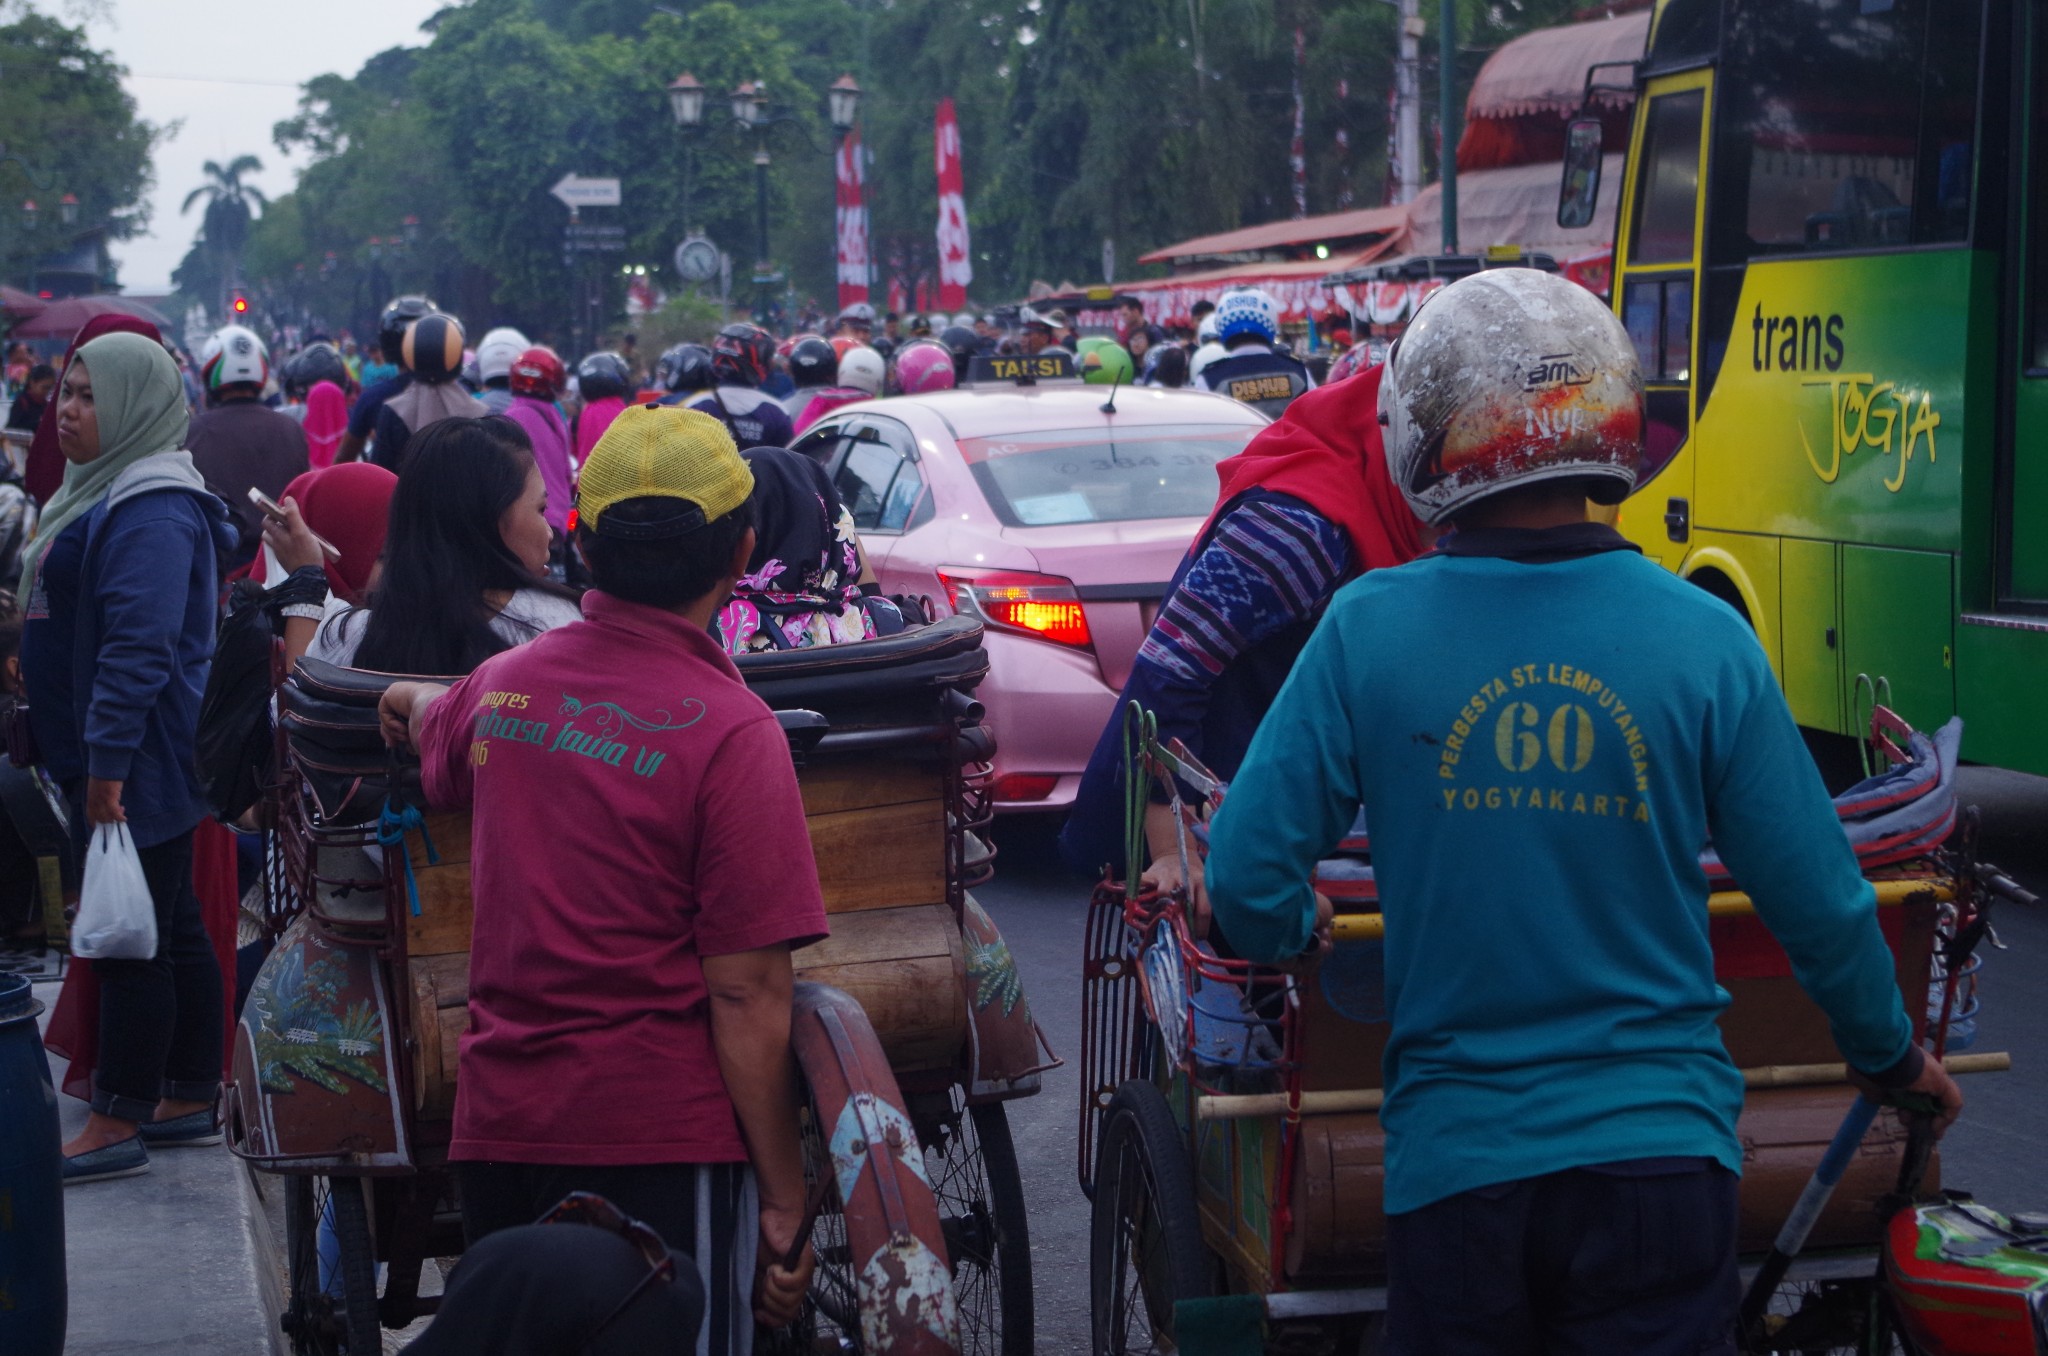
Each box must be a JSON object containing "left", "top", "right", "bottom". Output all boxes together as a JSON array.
[{"left": 303, "top": 381, "right": 348, "bottom": 469}]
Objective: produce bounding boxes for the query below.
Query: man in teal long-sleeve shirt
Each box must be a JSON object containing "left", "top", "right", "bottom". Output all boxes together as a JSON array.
[{"left": 1205, "top": 270, "right": 1961, "bottom": 1354}]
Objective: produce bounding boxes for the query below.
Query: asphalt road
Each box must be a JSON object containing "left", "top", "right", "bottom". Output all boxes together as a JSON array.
[{"left": 978, "top": 766, "right": 2048, "bottom": 1353}]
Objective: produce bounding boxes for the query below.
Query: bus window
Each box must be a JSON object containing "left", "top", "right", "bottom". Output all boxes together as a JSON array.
[
  {"left": 1622, "top": 275, "right": 1693, "bottom": 487},
  {"left": 1712, "top": 0, "right": 1983, "bottom": 259},
  {"left": 1628, "top": 89, "right": 1706, "bottom": 265}
]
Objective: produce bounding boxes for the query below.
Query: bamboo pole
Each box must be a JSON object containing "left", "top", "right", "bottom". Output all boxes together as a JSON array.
[
  {"left": 1193, "top": 1051, "right": 2010, "bottom": 1122},
  {"left": 1328, "top": 877, "right": 1953, "bottom": 944}
]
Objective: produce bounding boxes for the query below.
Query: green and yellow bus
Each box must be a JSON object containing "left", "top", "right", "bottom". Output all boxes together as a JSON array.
[{"left": 1568, "top": 0, "right": 2046, "bottom": 775}]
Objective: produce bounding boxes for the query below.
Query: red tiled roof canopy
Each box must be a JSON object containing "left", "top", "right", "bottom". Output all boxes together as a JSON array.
[{"left": 1137, "top": 203, "right": 1410, "bottom": 265}]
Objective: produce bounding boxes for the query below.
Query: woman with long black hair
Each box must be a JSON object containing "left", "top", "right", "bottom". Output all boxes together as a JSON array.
[{"left": 309, "top": 415, "right": 581, "bottom": 673}]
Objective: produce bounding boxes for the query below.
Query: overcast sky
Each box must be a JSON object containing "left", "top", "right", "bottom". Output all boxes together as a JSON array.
[{"left": 96, "top": 0, "right": 446, "bottom": 294}]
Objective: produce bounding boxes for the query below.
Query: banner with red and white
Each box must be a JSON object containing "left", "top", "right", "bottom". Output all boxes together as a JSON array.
[
  {"left": 934, "top": 98, "right": 973, "bottom": 312},
  {"left": 834, "top": 125, "right": 870, "bottom": 309}
]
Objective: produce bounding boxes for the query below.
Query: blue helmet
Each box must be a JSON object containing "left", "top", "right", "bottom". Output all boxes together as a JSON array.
[{"left": 1213, "top": 288, "right": 1280, "bottom": 345}]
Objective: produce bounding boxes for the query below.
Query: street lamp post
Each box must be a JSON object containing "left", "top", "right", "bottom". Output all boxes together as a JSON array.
[{"left": 665, "top": 72, "right": 860, "bottom": 329}]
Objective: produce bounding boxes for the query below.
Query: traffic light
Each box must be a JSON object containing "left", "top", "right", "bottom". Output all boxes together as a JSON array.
[{"left": 232, "top": 295, "right": 249, "bottom": 315}]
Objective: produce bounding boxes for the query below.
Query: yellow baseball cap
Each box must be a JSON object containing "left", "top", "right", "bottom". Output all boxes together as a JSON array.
[{"left": 574, "top": 404, "right": 755, "bottom": 539}]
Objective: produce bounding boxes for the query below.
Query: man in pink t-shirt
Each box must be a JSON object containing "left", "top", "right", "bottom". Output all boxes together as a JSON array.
[{"left": 381, "top": 405, "right": 822, "bottom": 1345}]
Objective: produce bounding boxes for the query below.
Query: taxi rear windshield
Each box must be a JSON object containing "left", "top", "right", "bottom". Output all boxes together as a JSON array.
[{"left": 959, "top": 424, "right": 1257, "bottom": 527}]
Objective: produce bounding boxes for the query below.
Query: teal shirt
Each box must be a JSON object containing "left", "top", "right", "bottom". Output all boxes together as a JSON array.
[{"left": 1204, "top": 544, "right": 1914, "bottom": 1214}]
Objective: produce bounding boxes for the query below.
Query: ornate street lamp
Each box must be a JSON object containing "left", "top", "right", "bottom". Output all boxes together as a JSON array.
[
  {"left": 731, "top": 81, "right": 765, "bottom": 127},
  {"left": 19, "top": 199, "right": 35, "bottom": 231},
  {"left": 667, "top": 72, "right": 704, "bottom": 129},
  {"left": 59, "top": 193, "right": 78, "bottom": 227},
  {"left": 828, "top": 75, "right": 862, "bottom": 134}
]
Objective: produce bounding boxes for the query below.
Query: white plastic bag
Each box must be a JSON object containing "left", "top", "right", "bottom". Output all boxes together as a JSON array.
[{"left": 73, "top": 822, "right": 158, "bottom": 960}]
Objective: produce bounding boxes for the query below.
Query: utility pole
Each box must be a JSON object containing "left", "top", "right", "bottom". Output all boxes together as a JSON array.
[
  {"left": 1395, "top": 0, "right": 1423, "bottom": 204},
  {"left": 1439, "top": 0, "right": 1459, "bottom": 253}
]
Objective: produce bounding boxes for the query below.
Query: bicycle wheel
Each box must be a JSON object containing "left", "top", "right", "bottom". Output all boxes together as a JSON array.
[
  {"left": 279, "top": 1175, "right": 380, "bottom": 1355},
  {"left": 1091, "top": 1080, "right": 1213, "bottom": 1356},
  {"left": 915, "top": 1090, "right": 1033, "bottom": 1356},
  {"left": 1743, "top": 1276, "right": 1916, "bottom": 1355}
]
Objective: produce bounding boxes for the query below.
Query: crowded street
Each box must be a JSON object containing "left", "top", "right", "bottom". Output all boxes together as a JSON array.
[{"left": 6, "top": 0, "right": 2048, "bottom": 1354}]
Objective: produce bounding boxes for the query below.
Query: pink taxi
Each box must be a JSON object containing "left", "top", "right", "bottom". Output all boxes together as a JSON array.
[{"left": 789, "top": 383, "right": 1268, "bottom": 811}]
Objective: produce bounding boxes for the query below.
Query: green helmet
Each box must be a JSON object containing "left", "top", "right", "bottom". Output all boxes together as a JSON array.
[{"left": 1078, "top": 340, "right": 1133, "bottom": 386}]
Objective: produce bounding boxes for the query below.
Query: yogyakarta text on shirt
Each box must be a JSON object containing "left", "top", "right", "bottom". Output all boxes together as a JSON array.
[{"left": 1431, "top": 662, "right": 1653, "bottom": 823}]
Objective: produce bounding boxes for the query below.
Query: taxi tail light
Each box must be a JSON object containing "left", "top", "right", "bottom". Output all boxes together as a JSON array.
[
  {"left": 993, "top": 773, "right": 1060, "bottom": 802},
  {"left": 937, "top": 567, "right": 1093, "bottom": 650}
]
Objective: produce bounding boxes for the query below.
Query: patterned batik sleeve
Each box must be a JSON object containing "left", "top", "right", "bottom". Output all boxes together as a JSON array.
[{"left": 1132, "top": 498, "right": 1349, "bottom": 739}]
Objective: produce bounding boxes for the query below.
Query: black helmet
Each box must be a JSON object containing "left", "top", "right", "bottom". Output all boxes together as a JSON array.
[
  {"left": 377, "top": 295, "right": 435, "bottom": 362},
  {"left": 285, "top": 342, "right": 349, "bottom": 398},
  {"left": 711, "top": 322, "right": 774, "bottom": 388},
  {"left": 655, "top": 342, "right": 716, "bottom": 393},
  {"left": 788, "top": 336, "right": 838, "bottom": 389},
  {"left": 576, "top": 351, "right": 632, "bottom": 401}
]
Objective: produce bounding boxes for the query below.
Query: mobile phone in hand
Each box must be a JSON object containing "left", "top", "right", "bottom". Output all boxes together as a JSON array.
[{"left": 248, "top": 487, "right": 342, "bottom": 561}]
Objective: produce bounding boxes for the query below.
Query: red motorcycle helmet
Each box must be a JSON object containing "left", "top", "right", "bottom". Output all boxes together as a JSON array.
[
  {"left": 508, "top": 345, "right": 567, "bottom": 401},
  {"left": 712, "top": 322, "right": 775, "bottom": 388}
]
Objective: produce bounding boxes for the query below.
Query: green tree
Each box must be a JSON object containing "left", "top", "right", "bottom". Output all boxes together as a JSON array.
[
  {"left": 0, "top": 6, "right": 160, "bottom": 292},
  {"left": 178, "top": 154, "right": 267, "bottom": 314}
]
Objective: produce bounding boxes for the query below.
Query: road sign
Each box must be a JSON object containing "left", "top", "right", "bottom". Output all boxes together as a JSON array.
[
  {"left": 563, "top": 238, "right": 625, "bottom": 253},
  {"left": 550, "top": 173, "right": 622, "bottom": 209},
  {"left": 674, "top": 235, "right": 720, "bottom": 283},
  {"left": 566, "top": 224, "right": 626, "bottom": 240}
]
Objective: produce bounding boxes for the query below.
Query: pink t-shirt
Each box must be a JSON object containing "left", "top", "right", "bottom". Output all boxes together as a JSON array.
[{"left": 417, "top": 591, "right": 828, "bottom": 1165}]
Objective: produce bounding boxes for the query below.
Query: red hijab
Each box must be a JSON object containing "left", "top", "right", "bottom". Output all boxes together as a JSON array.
[
  {"left": 302, "top": 380, "right": 349, "bottom": 469},
  {"left": 24, "top": 312, "right": 164, "bottom": 505},
  {"left": 1200, "top": 363, "right": 1426, "bottom": 574},
  {"left": 273, "top": 462, "right": 396, "bottom": 604}
]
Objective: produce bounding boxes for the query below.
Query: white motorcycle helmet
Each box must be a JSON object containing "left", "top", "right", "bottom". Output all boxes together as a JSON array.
[
  {"left": 838, "top": 345, "right": 885, "bottom": 396},
  {"left": 1212, "top": 288, "right": 1281, "bottom": 345},
  {"left": 200, "top": 325, "right": 269, "bottom": 393},
  {"left": 1379, "top": 267, "right": 1642, "bottom": 525},
  {"left": 475, "top": 327, "right": 530, "bottom": 384},
  {"left": 1188, "top": 341, "right": 1228, "bottom": 383}
]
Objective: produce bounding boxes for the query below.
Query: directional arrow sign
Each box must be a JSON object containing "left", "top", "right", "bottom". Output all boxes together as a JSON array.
[{"left": 550, "top": 173, "right": 622, "bottom": 209}]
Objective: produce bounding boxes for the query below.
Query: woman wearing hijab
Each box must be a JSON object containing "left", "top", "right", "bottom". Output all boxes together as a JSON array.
[
  {"left": 1057, "top": 365, "right": 1431, "bottom": 921},
  {"left": 713, "top": 446, "right": 876, "bottom": 654},
  {"left": 302, "top": 379, "right": 350, "bottom": 470},
  {"left": 19, "top": 331, "right": 236, "bottom": 1182},
  {"left": 257, "top": 460, "right": 399, "bottom": 668},
  {"left": 372, "top": 314, "right": 486, "bottom": 475},
  {"left": 22, "top": 312, "right": 164, "bottom": 506}
]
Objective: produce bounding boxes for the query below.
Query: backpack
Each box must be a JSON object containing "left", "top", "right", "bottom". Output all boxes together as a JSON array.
[{"left": 193, "top": 578, "right": 279, "bottom": 823}]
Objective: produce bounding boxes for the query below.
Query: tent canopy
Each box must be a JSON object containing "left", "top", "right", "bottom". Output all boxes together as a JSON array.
[
  {"left": 1464, "top": 10, "right": 1649, "bottom": 121},
  {"left": 1137, "top": 203, "right": 1409, "bottom": 267}
]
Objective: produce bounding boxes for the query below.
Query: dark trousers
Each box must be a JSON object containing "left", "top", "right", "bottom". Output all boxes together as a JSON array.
[
  {"left": 454, "top": 1160, "right": 756, "bottom": 1356},
  {"left": 1385, "top": 1162, "right": 1740, "bottom": 1356},
  {"left": 91, "top": 828, "right": 225, "bottom": 1122}
]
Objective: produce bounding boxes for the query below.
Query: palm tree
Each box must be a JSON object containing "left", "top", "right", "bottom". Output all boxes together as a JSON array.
[{"left": 182, "top": 154, "right": 268, "bottom": 317}]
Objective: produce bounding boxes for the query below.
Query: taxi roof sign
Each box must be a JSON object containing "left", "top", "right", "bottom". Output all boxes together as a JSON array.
[{"left": 968, "top": 350, "right": 1080, "bottom": 385}]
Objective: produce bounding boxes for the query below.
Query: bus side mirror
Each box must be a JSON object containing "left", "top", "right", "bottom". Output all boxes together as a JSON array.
[{"left": 1558, "top": 117, "right": 1605, "bottom": 230}]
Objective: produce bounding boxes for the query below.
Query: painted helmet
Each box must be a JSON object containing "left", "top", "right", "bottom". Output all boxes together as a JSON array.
[
  {"left": 508, "top": 346, "right": 566, "bottom": 401},
  {"left": 475, "top": 327, "right": 530, "bottom": 383},
  {"left": 1326, "top": 340, "right": 1376, "bottom": 385},
  {"left": 788, "top": 336, "right": 839, "bottom": 388},
  {"left": 1380, "top": 268, "right": 1642, "bottom": 525},
  {"left": 838, "top": 345, "right": 885, "bottom": 396},
  {"left": 575, "top": 350, "right": 632, "bottom": 401},
  {"left": 1078, "top": 341, "right": 1134, "bottom": 386},
  {"left": 894, "top": 339, "right": 956, "bottom": 394},
  {"left": 711, "top": 322, "right": 775, "bottom": 388},
  {"left": 200, "top": 325, "right": 269, "bottom": 391},
  {"left": 1213, "top": 288, "right": 1281, "bottom": 345},
  {"left": 401, "top": 314, "right": 466, "bottom": 383}
]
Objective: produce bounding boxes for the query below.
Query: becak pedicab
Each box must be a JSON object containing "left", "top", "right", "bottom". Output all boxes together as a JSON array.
[
  {"left": 1081, "top": 704, "right": 2030, "bottom": 1354},
  {"left": 225, "top": 612, "right": 1051, "bottom": 1355}
]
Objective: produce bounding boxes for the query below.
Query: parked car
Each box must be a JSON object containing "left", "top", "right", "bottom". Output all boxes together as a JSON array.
[{"left": 790, "top": 382, "right": 1268, "bottom": 812}]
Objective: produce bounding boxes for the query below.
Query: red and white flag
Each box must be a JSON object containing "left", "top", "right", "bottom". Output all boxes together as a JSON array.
[
  {"left": 835, "top": 125, "right": 870, "bottom": 309},
  {"left": 934, "top": 98, "right": 973, "bottom": 312}
]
